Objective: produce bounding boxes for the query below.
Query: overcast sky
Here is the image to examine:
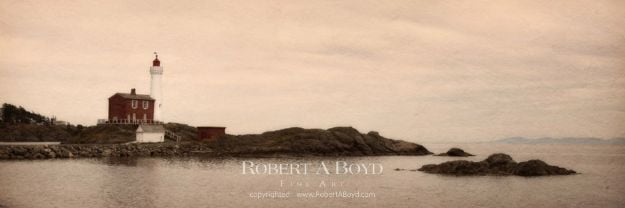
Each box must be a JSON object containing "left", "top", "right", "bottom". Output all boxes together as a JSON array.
[{"left": 1, "top": 0, "right": 624, "bottom": 142}]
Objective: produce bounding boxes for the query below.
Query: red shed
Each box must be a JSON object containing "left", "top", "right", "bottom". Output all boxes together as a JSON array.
[
  {"left": 108, "top": 88, "right": 156, "bottom": 122},
  {"left": 197, "top": 126, "right": 226, "bottom": 140}
]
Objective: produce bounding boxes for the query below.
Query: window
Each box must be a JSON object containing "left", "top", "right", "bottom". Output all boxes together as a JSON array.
[
  {"left": 143, "top": 101, "right": 149, "bottom": 109},
  {"left": 131, "top": 100, "right": 138, "bottom": 109}
]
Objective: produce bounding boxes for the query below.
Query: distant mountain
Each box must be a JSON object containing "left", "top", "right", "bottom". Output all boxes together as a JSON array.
[{"left": 493, "top": 137, "right": 625, "bottom": 144}]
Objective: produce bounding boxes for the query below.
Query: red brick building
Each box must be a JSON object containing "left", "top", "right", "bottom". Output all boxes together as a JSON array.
[
  {"left": 197, "top": 127, "right": 226, "bottom": 140},
  {"left": 108, "top": 88, "right": 156, "bottom": 122}
]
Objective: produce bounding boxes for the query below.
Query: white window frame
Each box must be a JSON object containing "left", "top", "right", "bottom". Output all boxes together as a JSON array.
[
  {"left": 131, "top": 100, "right": 138, "bottom": 109},
  {"left": 143, "top": 101, "right": 149, "bottom": 109}
]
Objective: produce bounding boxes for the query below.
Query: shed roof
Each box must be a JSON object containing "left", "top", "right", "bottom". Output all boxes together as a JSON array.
[{"left": 137, "top": 124, "right": 165, "bottom": 133}]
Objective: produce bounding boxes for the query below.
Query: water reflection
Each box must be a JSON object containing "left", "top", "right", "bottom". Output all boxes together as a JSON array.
[
  {"left": 100, "top": 157, "right": 140, "bottom": 166},
  {"left": 100, "top": 157, "right": 158, "bottom": 208}
]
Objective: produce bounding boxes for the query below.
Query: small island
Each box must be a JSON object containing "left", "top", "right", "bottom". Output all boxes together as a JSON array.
[
  {"left": 435, "top": 147, "right": 474, "bottom": 157},
  {"left": 418, "top": 153, "right": 576, "bottom": 177}
]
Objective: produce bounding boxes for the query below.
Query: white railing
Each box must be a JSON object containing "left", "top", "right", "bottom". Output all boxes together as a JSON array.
[
  {"left": 165, "top": 130, "right": 182, "bottom": 143},
  {"left": 97, "top": 119, "right": 164, "bottom": 125}
]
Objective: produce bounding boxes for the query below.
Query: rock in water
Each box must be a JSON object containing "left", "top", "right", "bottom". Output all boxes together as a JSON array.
[
  {"left": 484, "top": 153, "right": 518, "bottom": 175},
  {"left": 484, "top": 153, "right": 515, "bottom": 165},
  {"left": 513, "top": 160, "right": 576, "bottom": 176},
  {"left": 419, "top": 160, "right": 488, "bottom": 175},
  {"left": 435, "top": 148, "right": 474, "bottom": 157},
  {"left": 418, "top": 153, "right": 576, "bottom": 176}
]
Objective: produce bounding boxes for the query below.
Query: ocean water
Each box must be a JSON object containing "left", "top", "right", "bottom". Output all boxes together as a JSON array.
[{"left": 0, "top": 143, "right": 624, "bottom": 208}]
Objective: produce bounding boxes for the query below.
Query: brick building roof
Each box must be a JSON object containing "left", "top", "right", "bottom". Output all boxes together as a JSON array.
[{"left": 111, "top": 93, "right": 154, "bottom": 100}]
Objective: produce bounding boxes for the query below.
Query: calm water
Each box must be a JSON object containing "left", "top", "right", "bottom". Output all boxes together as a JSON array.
[{"left": 1, "top": 143, "right": 624, "bottom": 208}]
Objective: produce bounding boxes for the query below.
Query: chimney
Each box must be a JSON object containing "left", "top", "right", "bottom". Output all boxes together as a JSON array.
[{"left": 131, "top": 88, "right": 136, "bottom": 95}]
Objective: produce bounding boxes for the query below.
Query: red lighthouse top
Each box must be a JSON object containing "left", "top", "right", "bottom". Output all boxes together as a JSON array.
[{"left": 152, "top": 52, "right": 160, "bottom": 66}]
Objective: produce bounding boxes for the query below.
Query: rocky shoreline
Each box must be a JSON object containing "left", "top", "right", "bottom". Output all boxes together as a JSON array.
[
  {"left": 0, "top": 141, "right": 431, "bottom": 160},
  {"left": 0, "top": 142, "right": 212, "bottom": 159}
]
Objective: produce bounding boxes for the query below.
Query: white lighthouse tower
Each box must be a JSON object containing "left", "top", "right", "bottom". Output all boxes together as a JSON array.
[{"left": 150, "top": 52, "right": 163, "bottom": 122}]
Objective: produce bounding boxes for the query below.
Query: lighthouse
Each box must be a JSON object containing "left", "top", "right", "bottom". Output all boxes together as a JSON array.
[{"left": 150, "top": 52, "right": 163, "bottom": 121}]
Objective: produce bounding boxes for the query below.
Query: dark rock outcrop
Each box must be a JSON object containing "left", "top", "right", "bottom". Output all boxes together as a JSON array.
[
  {"left": 514, "top": 160, "right": 576, "bottom": 176},
  {"left": 435, "top": 147, "right": 474, "bottom": 157},
  {"left": 418, "top": 153, "right": 576, "bottom": 176},
  {"left": 214, "top": 126, "right": 432, "bottom": 156}
]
